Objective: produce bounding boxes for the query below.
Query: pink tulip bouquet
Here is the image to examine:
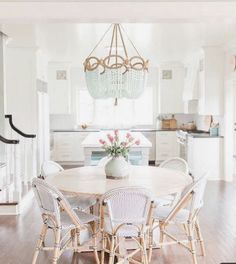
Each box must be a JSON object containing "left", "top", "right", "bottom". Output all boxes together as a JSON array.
[{"left": 99, "top": 130, "right": 140, "bottom": 158}]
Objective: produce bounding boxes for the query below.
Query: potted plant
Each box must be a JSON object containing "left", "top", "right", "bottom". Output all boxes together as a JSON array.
[{"left": 99, "top": 130, "right": 140, "bottom": 179}]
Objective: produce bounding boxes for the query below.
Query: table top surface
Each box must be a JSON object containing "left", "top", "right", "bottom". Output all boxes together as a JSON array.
[{"left": 46, "top": 165, "right": 192, "bottom": 198}]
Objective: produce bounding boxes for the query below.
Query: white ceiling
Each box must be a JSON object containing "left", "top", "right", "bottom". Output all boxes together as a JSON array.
[
  {"left": 2, "top": 21, "right": 236, "bottom": 66},
  {"left": 0, "top": 2, "right": 236, "bottom": 23}
]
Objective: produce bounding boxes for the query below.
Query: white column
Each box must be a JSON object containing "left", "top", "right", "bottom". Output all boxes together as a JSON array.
[
  {"left": 0, "top": 32, "right": 7, "bottom": 161},
  {"left": 224, "top": 79, "right": 235, "bottom": 182}
]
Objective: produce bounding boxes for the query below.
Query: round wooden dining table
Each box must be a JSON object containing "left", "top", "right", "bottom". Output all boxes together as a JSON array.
[
  {"left": 45, "top": 165, "right": 192, "bottom": 257},
  {"left": 45, "top": 165, "right": 192, "bottom": 198}
]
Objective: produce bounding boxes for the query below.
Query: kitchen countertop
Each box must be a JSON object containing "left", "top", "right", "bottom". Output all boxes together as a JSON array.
[
  {"left": 52, "top": 129, "right": 100, "bottom": 132},
  {"left": 187, "top": 133, "right": 223, "bottom": 138},
  {"left": 51, "top": 128, "right": 178, "bottom": 133},
  {"left": 82, "top": 131, "right": 152, "bottom": 148},
  {"left": 50, "top": 128, "right": 223, "bottom": 138},
  {"left": 130, "top": 128, "right": 177, "bottom": 132}
]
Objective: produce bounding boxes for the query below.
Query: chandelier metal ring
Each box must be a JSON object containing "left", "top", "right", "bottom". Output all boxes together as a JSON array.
[{"left": 83, "top": 23, "right": 149, "bottom": 103}]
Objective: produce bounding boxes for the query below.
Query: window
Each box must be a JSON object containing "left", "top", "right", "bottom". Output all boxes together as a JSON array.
[
  {"left": 76, "top": 90, "right": 94, "bottom": 124},
  {"left": 76, "top": 87, "right": 153, "bottom": 127}
]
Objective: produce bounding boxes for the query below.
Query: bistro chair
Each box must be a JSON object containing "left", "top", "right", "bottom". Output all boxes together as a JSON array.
[
  {"left": 159, "top": 157, "right": 189, "bottom": 174},
  {"left": 41, "top": 160, "right": 97, "bottom": 211},
  {"left": 41, "top": 160, "right": 64, "bottom": 178},
  {"left": 149, "top": 173, "right": 208, "bottom": 264},
  {"left": 32, "top": 178, "right": 100, "bottom": 264},
  {"left": 100, "top": 187, "right": 154, "bottom": 264},
  {"left": 156, "top": 157, "right": 191, "bottom": 206}
]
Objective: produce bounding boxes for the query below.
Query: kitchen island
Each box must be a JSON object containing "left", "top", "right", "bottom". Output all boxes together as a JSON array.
[{"left": 82, "top": 131, "right": 152, "bottom": 166}]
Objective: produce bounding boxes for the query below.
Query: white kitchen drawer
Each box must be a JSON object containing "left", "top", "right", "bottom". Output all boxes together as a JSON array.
[
  {"left": 52, "top": 132, "right": 89, "bottom": 163},
  {"left": 156, "top": 141, "right": 171, "bottom": 147},
  {"left": 141, "top": 131, "right": 156, "bottom": 161},
  {"left": 55, "top": 153, "right": 73, "bottom": 161},
  {"left": 156, "top": 152, "right": 172, "bottom": 160},
  {"left": 156, "top": 131, "right": 179, "bottom": 162}
]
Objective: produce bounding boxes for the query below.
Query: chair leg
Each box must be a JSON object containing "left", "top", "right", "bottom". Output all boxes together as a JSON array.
[
  {"left": 159, "top": 224, "right": 165, "bottom": 248},
  {"left": 91, "top": 222, "right": 100, "bottom": 264},
  {"left": 108, "top": 235, "right": 115, "bottom": 264},
  {"left": 140, "top": 235, "right": 149, "bottom": 264},
  {"left": 195, "top": 220, "right": 206, "bottom": 256},
  {"left": 51, "top": 228, "right": 61, "bottom": 264},
  {"left": 187, "top": 223, "right": 198, "bottom": 264},
  {"left": 183, "top": 224, "right": 188, "bottom": 235},
  {"left": 32, "top": 224, "right": 48, "bottom": 264},
  {"left": 148, "top": 229, "right": 153, "bottom": 263},
  {"left": 101, "top": 232, "right": 107, "bottom": 264}
]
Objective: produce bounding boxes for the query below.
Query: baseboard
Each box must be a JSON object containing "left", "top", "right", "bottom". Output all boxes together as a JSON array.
[
  {"left": 0, "top": 189, "right": 34, "bottom": 215},
  {"left": 207, "top": 177, "right": 225, "bottom": 181},
  {"left": 56, "top": 161, "right": 84, "bottom": 166},
  {"left": 0, "top": 203, "right": 20, "bottom": 215}
]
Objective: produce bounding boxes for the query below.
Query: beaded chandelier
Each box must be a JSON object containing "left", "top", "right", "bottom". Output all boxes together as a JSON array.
[{"left": 83, "top": 24, "right": 149, "bottom": 105}]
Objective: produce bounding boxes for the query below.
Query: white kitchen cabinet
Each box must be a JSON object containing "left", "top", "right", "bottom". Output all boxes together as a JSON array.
[
  {"left": 155, "top": 131, "right": 179, "bottom": 164},
  {"left": 48, "top": 62, "right": 72, "bottom": 114},
  {"left": 141, "top": 131, "right": 156, "bottom": 161},
  {"left": 184, "top": 100, "right": 198, "bottom": 114},
  {"left": 187, "top": 136, "right": 223, "bottom": 180},
  {"left": 183, "top": 57, "right": 199, "bottom": 101},
  {"left": 198, "top": 47, "right": 224, "bottom": 115},
  {"left": 158, "top": 63, "right": 185, "bottom": 114},
  {"left": 52, "top": 132, "right": 89, "bottom": 164}
]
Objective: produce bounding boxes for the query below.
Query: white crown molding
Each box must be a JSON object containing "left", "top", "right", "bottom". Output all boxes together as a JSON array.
[{"left": 0, "top": 2, "right": 235, "bottom": 22}]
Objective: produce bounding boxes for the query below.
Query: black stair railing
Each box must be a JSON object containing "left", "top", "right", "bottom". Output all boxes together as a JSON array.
[{"left": 5, "top": 114, "right": 36, "bottom": 138}]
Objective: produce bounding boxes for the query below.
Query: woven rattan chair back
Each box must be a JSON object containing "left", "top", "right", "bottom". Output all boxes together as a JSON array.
[
  {"left": 190, "top": 173, "right": 208, "bottom": 213},
  {"left": 164, "top": 173, "right": 208, "bottom": 224},
  {"left": 32, "top": 178, "right": 81, "bottom": 228},
  {"left": 41, "top": 161, "right": 64, "bottom": 179},
  {"left": 159, "top": 157, "right": 189, "bottom": 175},
  {"left": 102, "top": 187, "right": 153, "bottom": 229}
]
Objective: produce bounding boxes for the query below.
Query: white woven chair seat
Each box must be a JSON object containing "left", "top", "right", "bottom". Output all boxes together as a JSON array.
[
  {"left": 154, "top": 195, "right": 175, "bottom": 206},
  {"left": 66, "top": 196, "right": 97, "bottom": 211},
  {"left": 60, "top": 210, "right": 99, "bottom": 230},
  {"left": 153, "top": 206, "right": 189, "bottom": 224},
  {"left": 103, "top": 215, "right": 147, "bottom": 237}
]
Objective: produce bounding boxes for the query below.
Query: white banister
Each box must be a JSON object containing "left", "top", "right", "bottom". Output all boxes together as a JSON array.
[{"left": 0, "top": 114, "right": 37, "bottom": 209}]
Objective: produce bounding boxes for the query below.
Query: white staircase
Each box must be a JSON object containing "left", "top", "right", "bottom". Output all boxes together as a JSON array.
[{"left": 0, "top": 115, "right": 37, "bottom": 215}]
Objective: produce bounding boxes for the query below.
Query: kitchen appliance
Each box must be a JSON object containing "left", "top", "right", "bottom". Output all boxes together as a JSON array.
[
  {"left": 176, "top": 130, "right": 188, "bottom": 160},
  {"left": 179, "top": 121, "right": 196, "bottom": 131},
  {"left": 176, "top": 129, "right": 208, "bottom": 161}
]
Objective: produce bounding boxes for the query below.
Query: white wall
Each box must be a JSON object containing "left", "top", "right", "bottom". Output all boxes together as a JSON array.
[
  {"left": 50, "top": 66, "right": 159, "bottom": 130},
  {"left": 158, "top": 62, "right": 184, "bottom": 114},
  {"left": 5, "top": 47, "right": 37, "bottom": 134},
  {"left": 0, "top": 33, "right": 6, "bottom": 136},
  {"left": 222, "top": 46, "right": 236, "bottom": 181}
]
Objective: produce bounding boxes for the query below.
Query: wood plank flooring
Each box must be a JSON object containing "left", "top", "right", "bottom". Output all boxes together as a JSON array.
[{"left": 0, "top": 181, "right": 236, "bottom": 264}]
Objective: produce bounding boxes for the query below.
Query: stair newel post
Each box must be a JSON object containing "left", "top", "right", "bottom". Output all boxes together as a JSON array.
[
  {"left": 13, "top": 143, "right": 21, "bottom": 202},
  {"left": 5, "top": 143, "right": 11, "bottom": 187},
  {"left": 31, "top": 137, "right": 37, "bottom": 182},
  {"left": 22, "top": 137, "right": 28, "bottom": 185}
]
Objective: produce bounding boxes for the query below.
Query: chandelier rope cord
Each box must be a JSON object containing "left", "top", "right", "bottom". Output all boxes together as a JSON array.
[
  {"left": 86, "top": 24, "right": 142, "bottom": 59},
  {"left": 83, "top": 23, "right": 148, "bottom": 101},
  {"left": 87, "top": 24, "right": 113, "bottom": 58},
  {"left": 119, "top": 24, "right": 142, "bottom": 58}
]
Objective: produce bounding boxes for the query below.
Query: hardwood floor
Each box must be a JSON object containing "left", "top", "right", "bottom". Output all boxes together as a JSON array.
[{"left": 0, "top": 181, "right": 236, "bottom": 264}]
